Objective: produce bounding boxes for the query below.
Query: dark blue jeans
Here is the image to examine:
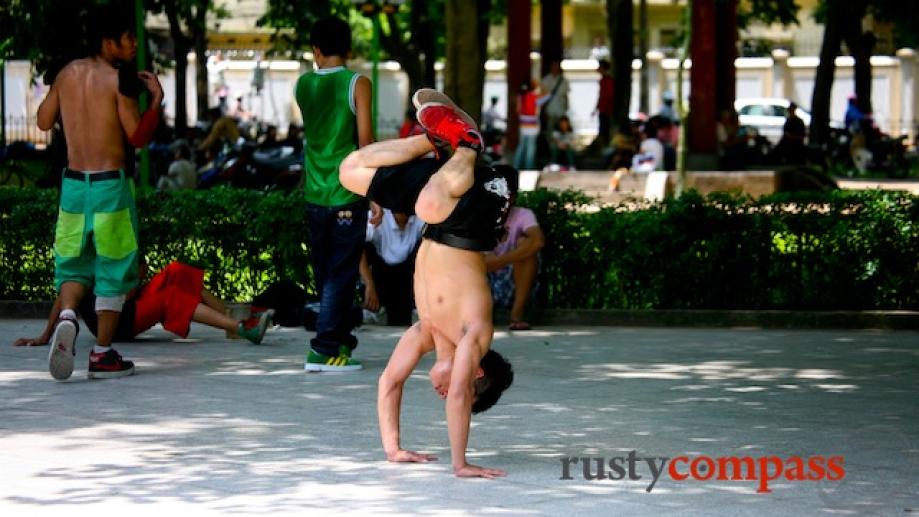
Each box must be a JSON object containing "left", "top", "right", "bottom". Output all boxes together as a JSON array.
[{"left": 306, "top": 200, "right": 367, "bottom": 357}]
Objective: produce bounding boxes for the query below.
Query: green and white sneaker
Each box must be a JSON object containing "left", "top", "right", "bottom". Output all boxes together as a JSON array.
[
  {"left": 237, "top": 309, "right": 274, "bottom": 345},
  {"left": 304, "top": 346, "right": 362, "bottom": 372}
]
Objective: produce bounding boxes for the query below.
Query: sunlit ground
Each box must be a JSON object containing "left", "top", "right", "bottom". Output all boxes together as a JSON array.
[{"left": 1, "top": 320, "right": 917, "bottom": 515}]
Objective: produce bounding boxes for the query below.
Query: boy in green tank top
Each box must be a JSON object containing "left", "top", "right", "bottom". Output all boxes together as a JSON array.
[{"left": 295, "top": 16, "right": 374, "bottom": 372}]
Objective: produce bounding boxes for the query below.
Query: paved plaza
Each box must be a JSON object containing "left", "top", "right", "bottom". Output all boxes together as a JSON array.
[{"left": 1, "top": 319, "right": 917, "bottom": 516}]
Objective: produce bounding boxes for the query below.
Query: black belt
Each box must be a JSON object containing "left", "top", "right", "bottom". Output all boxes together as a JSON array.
[
  {"left": 63, "top": 169, "right": 123, "bottom": 182},
  {"left": 423, "top": 226, "right": 492, "bottom": 252}
]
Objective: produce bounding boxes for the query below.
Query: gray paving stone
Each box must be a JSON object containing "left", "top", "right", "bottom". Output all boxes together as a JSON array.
[{"left": 0, "top": 320, "right": 917, "bottom": 515}]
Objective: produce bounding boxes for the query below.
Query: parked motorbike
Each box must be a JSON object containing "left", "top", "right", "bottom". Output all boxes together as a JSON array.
[{"left": 199, "top": 142, "right": 303, "bottom": 191}]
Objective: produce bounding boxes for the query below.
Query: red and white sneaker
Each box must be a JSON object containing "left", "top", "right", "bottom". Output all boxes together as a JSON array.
[
  {"left": 48, "top": 316, "right": 79, "bottom": 381},
  {"left": 416, "top": 103, "right": 484, "bottom": 153},
  {"left": 88, "top": 347, "right": 135, "bottom": 380},
  {"left": 412, "top": 89, "right": 478, "bottom": 130}
]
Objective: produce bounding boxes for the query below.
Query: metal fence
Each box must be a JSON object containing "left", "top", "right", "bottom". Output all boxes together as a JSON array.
[{"left": 3, "top": 115, "right": 51, "bottom": 147}]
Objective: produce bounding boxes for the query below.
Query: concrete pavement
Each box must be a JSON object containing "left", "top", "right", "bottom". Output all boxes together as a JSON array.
[{"left": 1, "top": 319, "right": 917, "bottom": 516}]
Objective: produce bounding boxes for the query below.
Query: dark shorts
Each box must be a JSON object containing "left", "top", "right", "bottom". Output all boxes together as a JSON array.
[
  {"left": 366, "top": 158, "right": 441, "bottom": 214},
  {"left": 79, "top": 297, "right": 137, "bottom": 342}
]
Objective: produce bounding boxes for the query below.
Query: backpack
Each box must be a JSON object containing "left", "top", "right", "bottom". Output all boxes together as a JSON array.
[{"left": 252, "top": 280, "right": 308, "bottom": 327}]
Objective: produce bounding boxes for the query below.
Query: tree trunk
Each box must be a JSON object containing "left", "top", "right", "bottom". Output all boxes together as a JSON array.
[
  {"left": 676, "top": 0, "right": 691, "bottom": 195},
  {"left": 810, "top": 1, "right": 845, "bottom": 146},
  {"left": 506, "top": 0, "right": 532, "bottom": 153},
  {"left": 689, "top": 0, "right": 719, "bottom": 156},
  {"left": 400, "top": 52, "right": 425, "bottom": 107},
  {"left": 638, "top": 0, "right": 649, "bottom": 114},
  {"left": 193, "top": 6, "right": 209, "bottom": 122},
  {"left": 714, "top": 0, "right": 737, "bottom": 114},
  {"left": 474, "top": 0, "right": 492, "bottom": 123},
  {"left": 607, "top": 0, "right": 633, "bottom": 129},
  {"left": 382, "top": 12, "right": 424, "bottom": 108},
  {"left": 444, "top": 0, "right": 484, "bottom": 124},
  {"left": 842, "top": 1, "right": 873, "bottom": 115},
  {"left": 412, "top": 0, "right": 437, "bottom": 88},
  {"left": 173, "top": 48, "right": 189, "bottom": 133},
  {"left": 540, "top": 0, "right": 563, "bottom": 77},
  {"left": 164, "top": 0, "right": 190, "bottom": 133}
]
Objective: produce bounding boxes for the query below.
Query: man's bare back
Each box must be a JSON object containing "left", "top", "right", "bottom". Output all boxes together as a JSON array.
[
  {"left": 37, "top": 38, "right": 162, "bottom": 172},
  {"left": 36, "top": 11, "right": 164, "bottom": 381},
  {"left": 54, "top": 59, "right": 129, "bottom": 171}
]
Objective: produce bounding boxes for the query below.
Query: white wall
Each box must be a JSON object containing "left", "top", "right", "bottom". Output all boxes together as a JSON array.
[{"left": 5, "top": 51, "right": 917, "bottom": 146}]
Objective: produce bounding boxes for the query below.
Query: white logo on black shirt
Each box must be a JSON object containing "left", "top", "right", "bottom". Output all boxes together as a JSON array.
[{"left": 484, "top": 177, "right": 510, "bottom": 199}]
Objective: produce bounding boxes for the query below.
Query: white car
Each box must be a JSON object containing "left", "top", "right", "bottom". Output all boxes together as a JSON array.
[{"left": 735, "top": 98, "right": 813, "bottom": 145}]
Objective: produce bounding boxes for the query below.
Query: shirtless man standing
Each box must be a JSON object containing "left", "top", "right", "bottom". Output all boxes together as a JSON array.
[
  {"left": 36, "top": 4, "right": 163, "bottom": 380},
  {"left": 339, "top": 91, "right": 516, "bottom": 478}
]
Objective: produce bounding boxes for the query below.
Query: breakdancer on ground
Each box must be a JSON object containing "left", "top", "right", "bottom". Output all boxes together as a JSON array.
[{"left": 339, "top": 90, "right": 516, "bottom": 479}]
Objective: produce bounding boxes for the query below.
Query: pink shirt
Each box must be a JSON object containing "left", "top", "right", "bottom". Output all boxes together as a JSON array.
[{"left": 493, "top": 207, "right": 539, "bottom": 257}]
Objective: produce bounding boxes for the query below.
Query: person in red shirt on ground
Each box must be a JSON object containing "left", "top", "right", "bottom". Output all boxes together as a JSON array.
[{"left": 14, "top": 262, "right": 272, "bottom": 349}]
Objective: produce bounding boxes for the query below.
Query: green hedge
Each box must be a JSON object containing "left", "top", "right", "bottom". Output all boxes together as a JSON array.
[
  {"left": 0, "top": 187, "right": 313, "bottom": 302},
  {"left": 2, "top": 186, "right": 918, "bottom": 309}
]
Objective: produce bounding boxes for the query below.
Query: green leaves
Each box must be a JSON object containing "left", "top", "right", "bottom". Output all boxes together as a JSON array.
[
  {"left": 517, "top": 188, "right": 919, "bottom": 311},
  {"left": 738, "top": 0, "right": 801, "bottom": 28},
  {"left": 1, "top": 186, "right": 917, "bottom": 310}
]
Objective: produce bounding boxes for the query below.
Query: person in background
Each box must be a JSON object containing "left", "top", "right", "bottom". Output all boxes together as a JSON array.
[
  {"left": 591, "top": 59, "right": 614, "bottom": 150},
  {"left": 295, "top": 16, "right": 375, "bottom": 372},
  {"left": 360, "top": 209, "right": 425, "bottom": 326},
  {"left": 514, "top": 81, "right": 546, "bottom": 171},
  {"left": 550, "top": 116, "right": 577, "bottom": 170},
  {"left": 716, "top": 109, "right": 749, "bottom": 170},
  {"left": 657, "top": 91, "right": 678, "bottom": 123},
  {"left": 539, "top": 60, "right": 570, "bottom": 145},
  {"left": 399, "top": 108, "right": 425, "bottom": 139},
  {"left": 258, "top": 125, "right": 281, "bottom": 151},
  {"left": 485, "top": 171, "right": 544, "bottom": 331},
  {"left": 631, "top": 118, "right": 664, "bottom": 173},
  {"left": 158, "top": 142, "right": 197, "bottom": 190},
  {"left": 772, "top": 102, "right": 807, "bottom": 166},
  {"left": 36, "top": 3, "right": 163, "bottom": 380},
  {"left": 845, "top": 95, "right": 864, "bottom": 132},
  {"left": 198, "top": 107, "right": 240, "bottom": 152},
  {"left": 280, "top": 123, "right": 304, "bottom": 153},
  {"left": 14, "top": 261, "right": 273, "bottom": 347},
  {"left": 482, "top": 96, "right": 506, "bottom": 156},
  {"left": 608, "top": 120, "right": 637, "bottom": 173},
  {"left": 483, "top": 96, "right": 504, "bottom": 134}
]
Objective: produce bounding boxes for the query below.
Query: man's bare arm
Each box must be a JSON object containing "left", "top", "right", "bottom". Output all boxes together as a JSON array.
[
  {"left": 14, "top": 297, "right": 62, "bottom": 346},
  {"left": 117, "top": 72, "right": 164, "bottom": 147},
  {"left": 486, "top": 225, "right": 545, "bottom": 272},
  {"left": 446, "top": 330, "right": 506, "bottom": 478},
  {"left": 36, "top": 83, "right": 60, "bottom": 131},
  {"left": 378, "top": 323, "right": 437, "bottom": 462},
  {"left": 359, "top": 251, "right": 380, "bottom": 312},
  {"left": 339, "top": 135, "right": 434, "bottom": 197},
  {"left": 354, "top": 75, "right": 374, "bottom": 148}
]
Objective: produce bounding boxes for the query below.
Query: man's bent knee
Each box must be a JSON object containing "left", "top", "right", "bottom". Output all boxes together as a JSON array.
[{"left": 95, "top": 295, "right": 126, "bottom": 313}]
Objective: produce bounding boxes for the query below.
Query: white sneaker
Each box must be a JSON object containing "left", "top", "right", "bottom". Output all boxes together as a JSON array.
[{"left": 48, "top": 317, "right": 78, "bottom": 381}]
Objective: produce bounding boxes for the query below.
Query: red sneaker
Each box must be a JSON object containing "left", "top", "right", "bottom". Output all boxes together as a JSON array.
[
  {"left": 417, "top": 103, "right": 484, "bottom": 153},
  {"left": 425, "top": 132, "right": 453, "bottom": 161},
  {"left": 88, "top": 348, "right": 135, "bottom": 380},
  {"left": 412, "top": 89, "right": 478, "bottom": 129}
]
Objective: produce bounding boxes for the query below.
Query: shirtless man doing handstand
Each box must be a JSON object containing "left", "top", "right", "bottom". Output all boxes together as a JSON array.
[{"left": 339, "top": 90, "right": 516, "bottom": 478}]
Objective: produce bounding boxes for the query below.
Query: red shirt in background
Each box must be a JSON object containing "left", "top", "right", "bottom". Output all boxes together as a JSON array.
[
  {"left": 399, "top": 119, "right": 424, "bottom": 139},
  {"left": 597, "top": 75, "right": 614, "bottom": 115}
]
